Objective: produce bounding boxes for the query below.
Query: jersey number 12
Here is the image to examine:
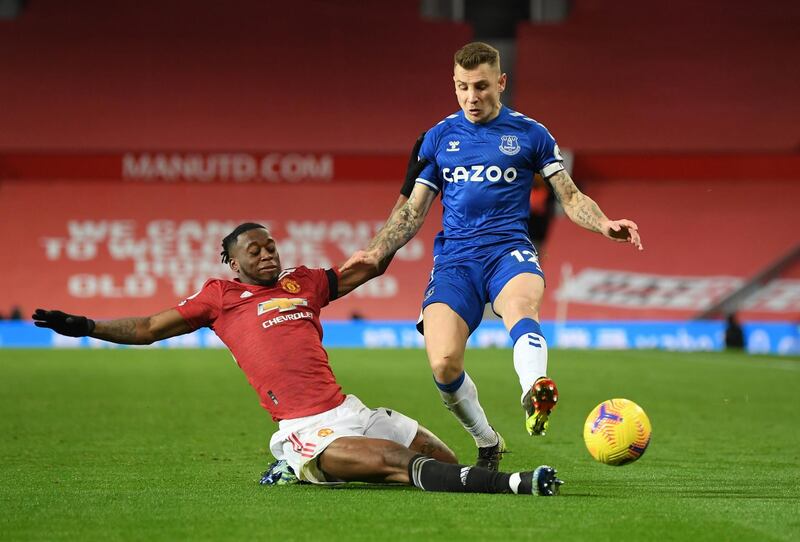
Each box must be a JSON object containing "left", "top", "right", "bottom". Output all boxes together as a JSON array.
[{"left": 510, "top": 249, "right": 538, "bottom": 263}]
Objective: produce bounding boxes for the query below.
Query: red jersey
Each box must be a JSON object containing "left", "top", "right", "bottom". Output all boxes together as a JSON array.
[{"left": 175, "top": 266, "right": 345, "bottom": 421}]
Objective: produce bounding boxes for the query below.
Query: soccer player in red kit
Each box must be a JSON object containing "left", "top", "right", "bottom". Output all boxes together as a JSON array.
[{"left": 33, "top": 223, "right": 562, "bottom": 496}]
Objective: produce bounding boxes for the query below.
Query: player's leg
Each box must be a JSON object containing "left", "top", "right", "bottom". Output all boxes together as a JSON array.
[
  {"left": 492, "top": 271, "right": 547, "bottom": 384},
  {"left": 408, "top": 424, "right": 458, "bottom": 464},
  {"left": 422, "top": 302, "right": 504, "bottom": 467},
  {"left": 317, "top": 436, "right": 417, "bottom": 483},
  {"left": 491, "top": 271, "right": 558, "bottom": 436},
  {"left": 423, "top": 301, "right": 470, "bottom": 385},
  {"left": 360, "top": 398, "right": 458, "bottom": 464},
  {"left": 317, "top": 436, "right": 561, "bottom": 496}
]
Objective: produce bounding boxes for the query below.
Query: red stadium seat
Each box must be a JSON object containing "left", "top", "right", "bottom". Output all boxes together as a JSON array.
[
  {"left": 539, "top": 177, "right": 800, "bottom": 321},
  {"left": 0, "top": 0, "right": 470, "bottom": 152},
  {"left": 514, "top": 0, "right": 800, "bottom": 152}
]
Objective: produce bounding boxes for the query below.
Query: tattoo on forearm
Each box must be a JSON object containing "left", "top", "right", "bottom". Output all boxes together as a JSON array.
[
  {"left": 94, "top": 318, "right": 148, "bottom": 344},
  {"left": 368, "top": 192, "right": 427, "bottom": 257},
  {"left": 572, "top": 195, "right": 605, "bottom": 233},
  {"left": 548, "top": 171, "right": 607, "bottom": 233}
]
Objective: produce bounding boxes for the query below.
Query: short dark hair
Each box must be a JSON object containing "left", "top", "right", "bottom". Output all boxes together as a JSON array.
[
  {"left": 454, "top": 42, "right": 501, "bottom": 71},
  {"left": 220, "top": 222, "right": 265, "bottom": 264}
]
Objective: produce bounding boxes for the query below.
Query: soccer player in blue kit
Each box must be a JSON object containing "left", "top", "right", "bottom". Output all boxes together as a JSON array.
[{"left": 345, "top": 42, "right": 643, "bottom": 470}]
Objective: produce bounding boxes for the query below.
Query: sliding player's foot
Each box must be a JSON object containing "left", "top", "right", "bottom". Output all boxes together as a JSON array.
[
  {"left": 259, "top": 459, "right": 299, "bottom": 486},
  {"left": 528, "top": 465, "right": 563, "bottom": 496}
]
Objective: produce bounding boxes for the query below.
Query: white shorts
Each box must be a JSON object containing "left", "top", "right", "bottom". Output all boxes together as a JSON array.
[{"left": 269, "top": 394, "right": 419, "bottom": 484}]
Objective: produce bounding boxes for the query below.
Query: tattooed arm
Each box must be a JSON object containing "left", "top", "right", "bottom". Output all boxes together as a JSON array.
[
  {"left": 380, "top": 131, "right": 426, "bottom": 223},
  {"left": 547, "top": 170, "right": 607, "bottom": 232},
  {"left": 387, "top": 194, "right": 409, "bottom": 217},
  {"left": 92, "top": 309, "right": 192, "bottom": 345},
  {"left": 33, "top": 307, "right": 192, "bottom": 345},
  {"left": 368, "top": 184, "right": 436, "bottom": 257},
  {"left": 341, "top": 183, "right": 437, "bottom": 273},
  {"left": 547, "top": 170, "right": 643, "bottom": 250}
]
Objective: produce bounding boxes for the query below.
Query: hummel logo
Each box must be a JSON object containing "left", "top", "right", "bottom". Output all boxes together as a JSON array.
[
  {"left": 240, "top": 291, "right": 254, "bottom": 298},
  {"left": 446, "top": 140, "right": 460, "bottom": 152}
]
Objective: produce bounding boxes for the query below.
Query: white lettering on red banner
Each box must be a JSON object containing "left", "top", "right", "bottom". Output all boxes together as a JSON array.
[
  {"left": 122, "top": 153, "right": 334, "bottom": 182},
  {"left": 556, "top": 268, "right": 800, "bottom": 313},
  {"left": 39, "top": 219, "right": 424, "bottom": 301},
  {"left": 742, "top": 280, "right": 800, "bottom": 312}
]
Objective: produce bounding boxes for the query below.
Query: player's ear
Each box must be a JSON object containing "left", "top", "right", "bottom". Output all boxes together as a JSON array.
[
  {"left": 229, "top": 258, "right": 239, "bottom": 272},
  {"left": 498, "top": 73, "right": 507, "bottom": 93}
]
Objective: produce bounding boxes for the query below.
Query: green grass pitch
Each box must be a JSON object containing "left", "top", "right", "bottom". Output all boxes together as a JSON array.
[{"left": 1, "top": 348, "right": 799, "bottom": 541}]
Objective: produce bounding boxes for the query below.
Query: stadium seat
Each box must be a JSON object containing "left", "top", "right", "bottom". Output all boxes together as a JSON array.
[
  {"left": 0, "top": 0, "right": 471, "bottom": 152},
  {"left": 539, "top": 177, "right": 800, "bottom": 321},
  {"left": 514, "top": 0, "right": 800, "bottom": 152}
]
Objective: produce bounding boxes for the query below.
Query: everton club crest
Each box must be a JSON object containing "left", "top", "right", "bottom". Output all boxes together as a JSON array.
[
  {"left": 280, "top": 277, "right": 301, "bottom": 294},
  {"left": 499, "top": 135, "right": 521, "bottom": 156}
]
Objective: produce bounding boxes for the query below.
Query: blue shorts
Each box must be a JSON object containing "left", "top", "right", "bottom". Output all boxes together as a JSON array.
[{"left": 418, "top": 240, "right": 545, "bottom": 334}]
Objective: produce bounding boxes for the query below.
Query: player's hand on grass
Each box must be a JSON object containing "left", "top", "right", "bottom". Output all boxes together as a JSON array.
[
  {"left": 32, "top": 309, "right": 95, "bottom": 337},
  {"left": 601, "top": 219, "right": 643, "bottom": 251}
]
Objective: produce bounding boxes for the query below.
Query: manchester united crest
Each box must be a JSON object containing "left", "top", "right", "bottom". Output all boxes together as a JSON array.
[{"left": 280, "top": 278, "right": 301, "bottom": 294}]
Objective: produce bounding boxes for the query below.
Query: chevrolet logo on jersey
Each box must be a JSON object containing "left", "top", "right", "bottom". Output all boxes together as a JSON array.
[{"left": 257, "top": 298, "right": 309, "bottom": 315}]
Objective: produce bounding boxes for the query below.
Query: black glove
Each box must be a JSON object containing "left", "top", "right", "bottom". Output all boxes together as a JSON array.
[
  {"left": 32, "top": 309, "right": 95, "bottom": 337},
  {"left": 400, "top": 131, "right": 427, "bottom": 198}
]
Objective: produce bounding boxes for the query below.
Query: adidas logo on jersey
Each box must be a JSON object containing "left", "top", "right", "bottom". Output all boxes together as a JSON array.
[{"left": 441, "top": 165, "right": 518, "bottom": 184}]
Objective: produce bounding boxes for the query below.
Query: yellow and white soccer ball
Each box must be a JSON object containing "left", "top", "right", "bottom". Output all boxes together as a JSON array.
[{"left": 583, "top": 398, "right": 652, "bottom": 466}]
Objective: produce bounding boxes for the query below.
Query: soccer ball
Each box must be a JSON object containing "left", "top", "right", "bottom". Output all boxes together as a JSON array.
[{"left": 583, "top": 398, "right": 652, "bottom": 466}]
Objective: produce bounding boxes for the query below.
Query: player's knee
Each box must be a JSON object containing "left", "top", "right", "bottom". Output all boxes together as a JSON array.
[
  {"left": 429, "top": 441, "right": 457, "bottom": 464},
  {"left": 428, "top": 354, "right": 463, "bottom": 383},
  {"left": 411, "top": 426, "right": 458, "bottom": 464},
  {"left": 504, "top": 296, "right": 540, "bottom": 321}
]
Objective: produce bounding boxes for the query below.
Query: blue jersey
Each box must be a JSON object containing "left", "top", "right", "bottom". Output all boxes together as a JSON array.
[{"left": 416, "top": 106, "right": 564, "bottom": 252}]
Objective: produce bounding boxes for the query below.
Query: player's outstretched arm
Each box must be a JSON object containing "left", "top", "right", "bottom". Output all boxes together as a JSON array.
[
  {"left": 341, "top": 134, "right": 431, "bottom": 275},
  {"left": 32, "top": 308, "right": 192, "bottom": 345},
  {"left": 547, "top": 170, "right": 643, "bottom": 250},
  {"left": 342, "top": 182, "right": 437, "bottom": 273},
  {"left": 388, "top": 195, "right": 409, "bottom": 217},
  {"left": 336, "top": 252, "right": 396, "bottom": 298},
  {"left": 389, "top": 131, "right": 427, "bottom": 216}
]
